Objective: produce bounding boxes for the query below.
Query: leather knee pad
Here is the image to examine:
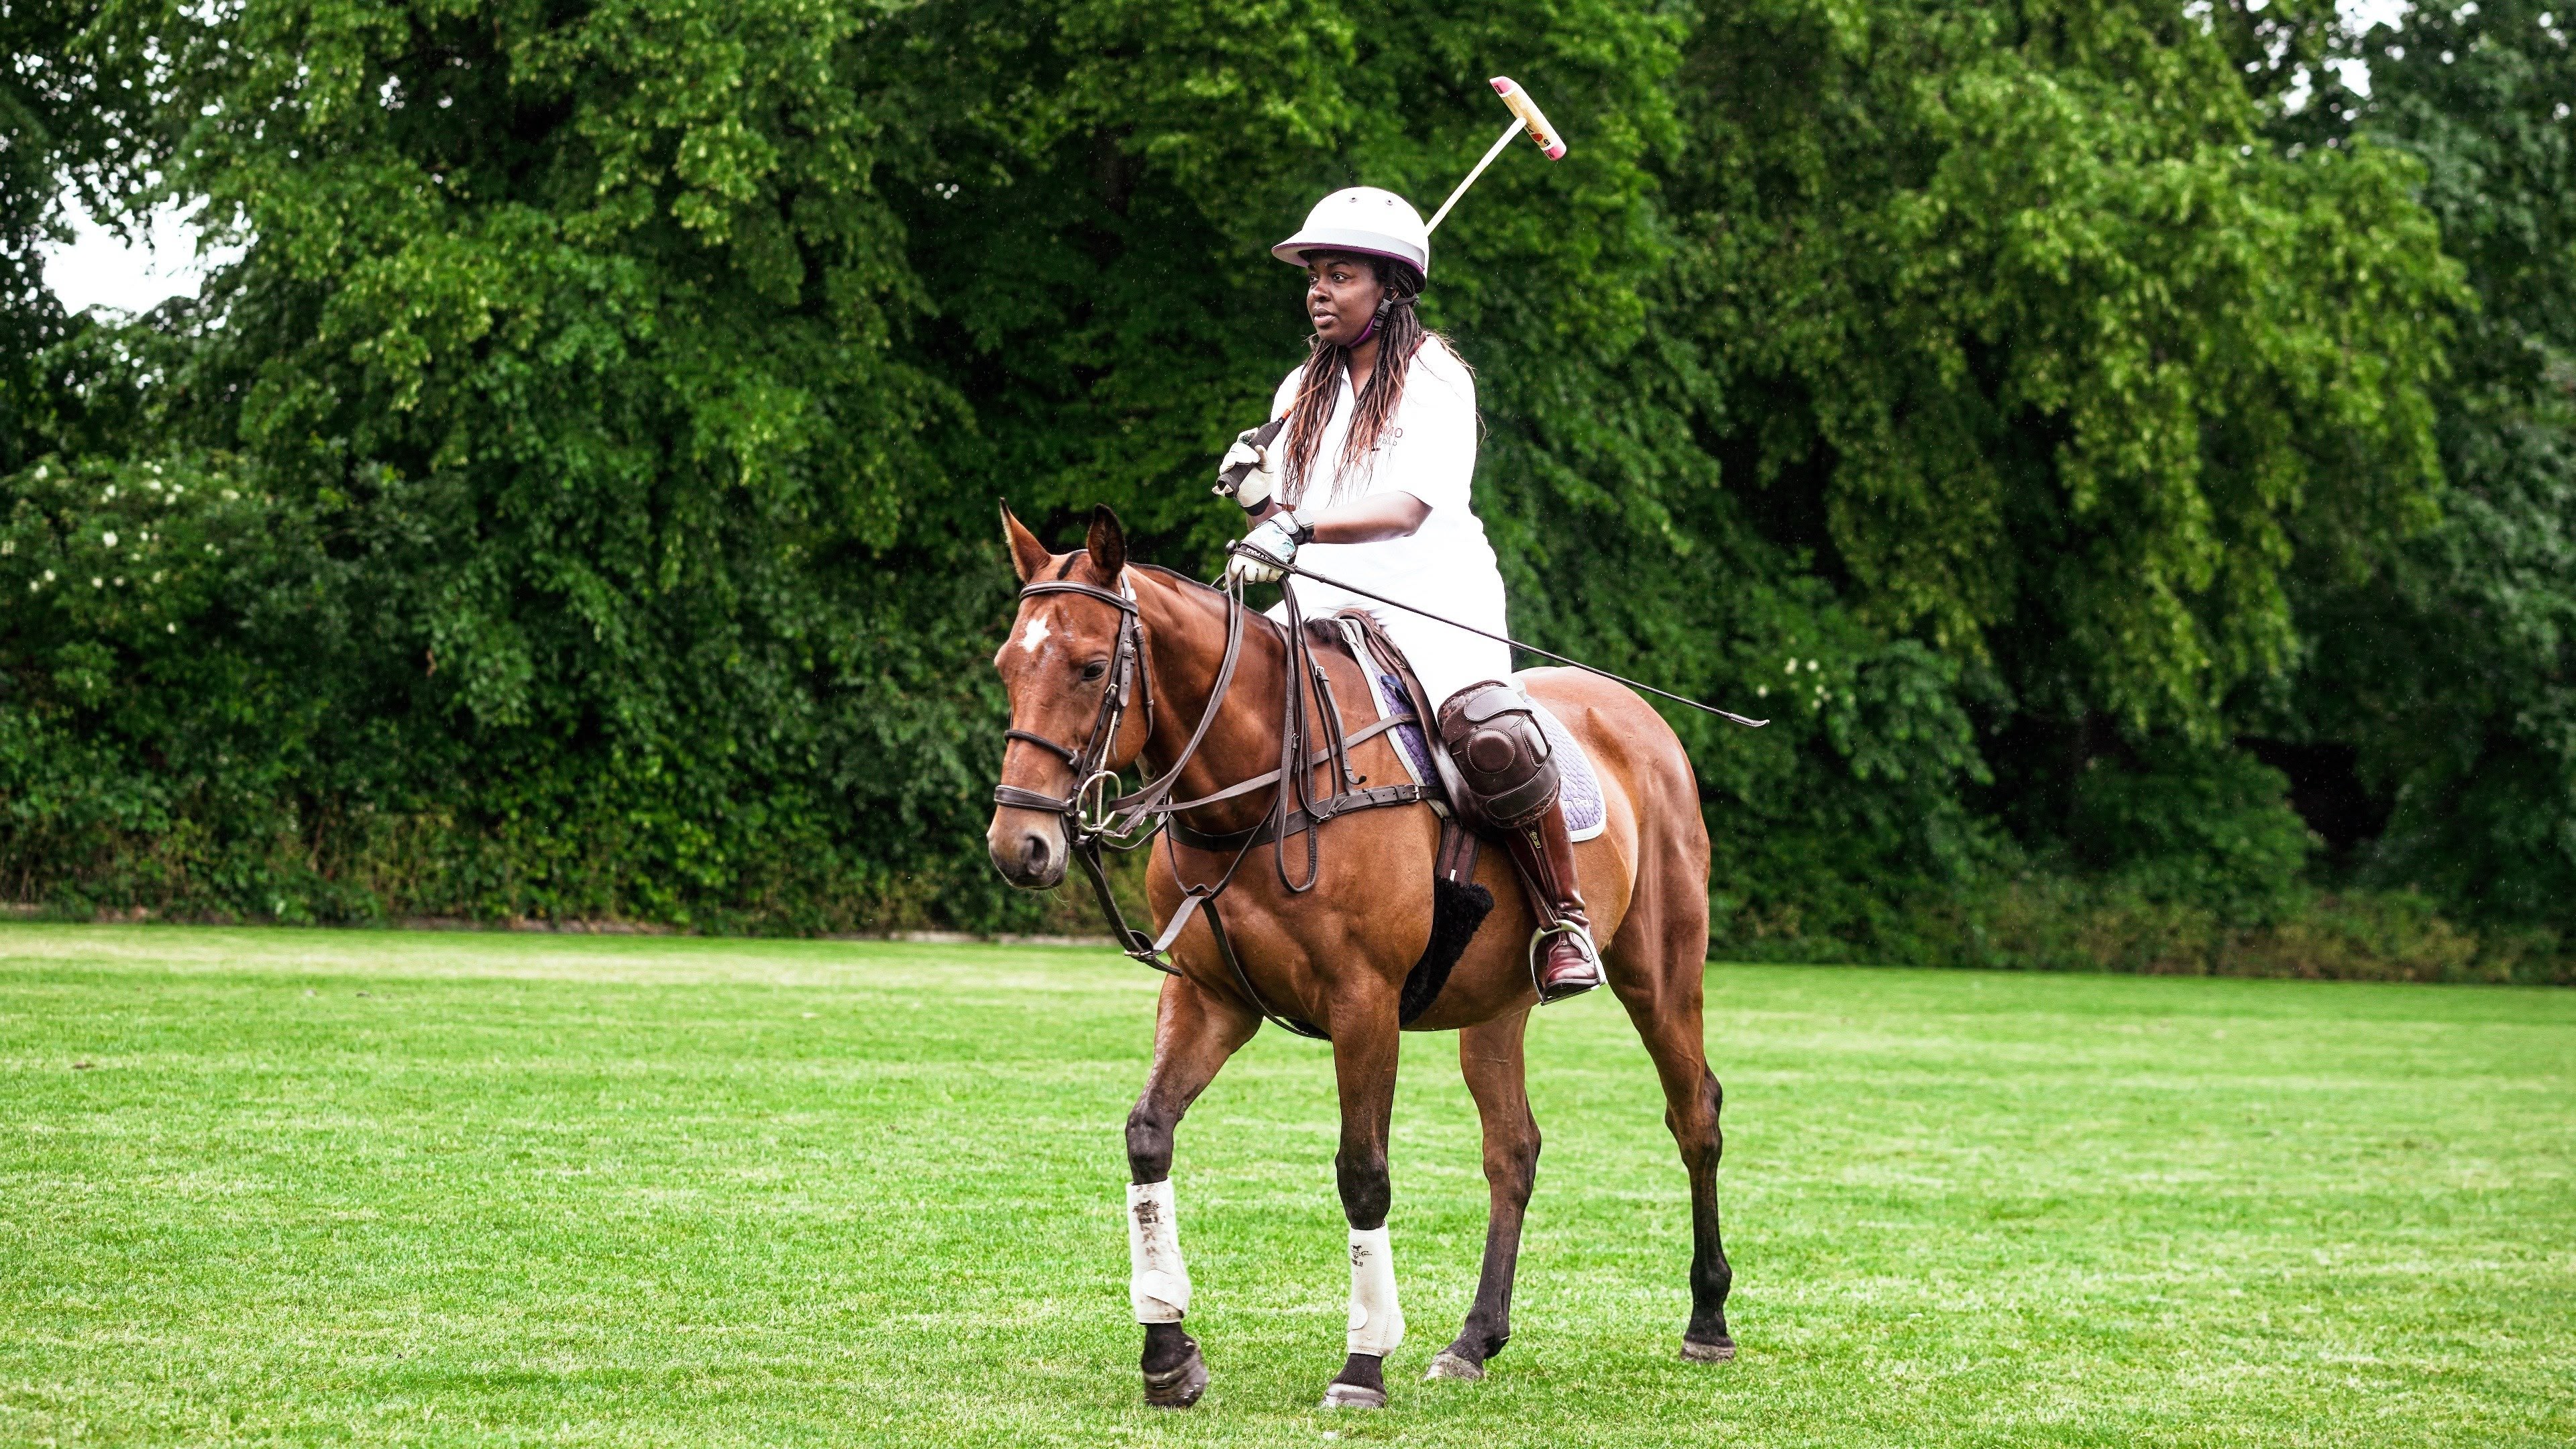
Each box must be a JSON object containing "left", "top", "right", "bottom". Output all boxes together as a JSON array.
[{"left": 1436, "top": 681, "right": 1560, "bottom": 830}]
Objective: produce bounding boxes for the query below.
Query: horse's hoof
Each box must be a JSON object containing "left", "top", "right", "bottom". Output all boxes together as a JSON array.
[
  {"left": 1319, "top": 1381, "right": 1389, "bottom": 1409},
  {"left": 1680, "top": 1336, "right": 1736, "bottom": 1364},
  {"left": 1424, "top": 1350, "right": 1485, "bottom": 1382},
  {"left": 1142, "top": 1346, "right": 1209, "bottom": 1408}
]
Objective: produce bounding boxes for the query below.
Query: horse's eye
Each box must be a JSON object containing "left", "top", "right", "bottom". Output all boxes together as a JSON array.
[{"left": 1080, "top": 659, "right": 1110, "bottom": 682}]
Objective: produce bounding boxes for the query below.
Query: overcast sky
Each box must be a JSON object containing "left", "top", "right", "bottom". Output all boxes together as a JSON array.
[
  {"left": 38, "top": 0, "right": 2422, "bottom": 317},
  {"left": 40, "top": 201, "right": 244, "bottom": 316}
]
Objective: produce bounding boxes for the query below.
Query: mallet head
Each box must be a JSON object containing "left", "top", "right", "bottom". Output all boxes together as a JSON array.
[{"left": 1489, "top": 76, "right": 1566, "bottom": 159}]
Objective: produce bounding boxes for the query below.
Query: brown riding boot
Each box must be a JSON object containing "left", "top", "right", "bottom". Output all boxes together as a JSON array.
[{"left": 1503, "top": 799, "right": 1604, "bottom": 1002}]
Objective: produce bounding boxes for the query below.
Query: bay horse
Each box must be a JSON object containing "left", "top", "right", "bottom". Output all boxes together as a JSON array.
[{"left": 985, "top": 505, "right": 1735, "bottom": 1409}]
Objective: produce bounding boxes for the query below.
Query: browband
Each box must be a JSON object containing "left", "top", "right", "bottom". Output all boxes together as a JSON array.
[{"left": 1019, "top": 579, "right": 1136, "bottom": 612}]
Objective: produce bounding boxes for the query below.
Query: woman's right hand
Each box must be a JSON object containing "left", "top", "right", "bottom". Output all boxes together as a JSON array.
[{"left": 1214, "top": 421, "right": 1285, "bottom": 509}]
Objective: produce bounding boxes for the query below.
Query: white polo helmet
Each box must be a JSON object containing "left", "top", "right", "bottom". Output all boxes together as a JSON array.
[{"left": 1271, "top": 186, "right": 1431, "bottom": 277}]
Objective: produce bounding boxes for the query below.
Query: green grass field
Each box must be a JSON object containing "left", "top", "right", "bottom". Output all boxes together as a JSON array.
[{"left": 1, "top": 926, "right": 2570, "bottom": 1447}]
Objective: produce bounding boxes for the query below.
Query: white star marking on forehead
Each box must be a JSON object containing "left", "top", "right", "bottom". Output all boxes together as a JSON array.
[{"left": 1016, "top": 613, "right": 1052, "bottom": 655}]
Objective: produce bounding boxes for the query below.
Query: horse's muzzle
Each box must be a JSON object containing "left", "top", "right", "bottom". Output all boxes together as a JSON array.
[{"left": 988, "top": 812, "right": 1070, "bottom": 890}]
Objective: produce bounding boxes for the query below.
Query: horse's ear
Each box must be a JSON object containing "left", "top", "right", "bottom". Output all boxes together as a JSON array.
[
  {"left": 1000, "top": 502, "right": 1053, "bottom": 583},
  {"left": 1084, "top": 504, "right": 1128, "bottom": 583}
]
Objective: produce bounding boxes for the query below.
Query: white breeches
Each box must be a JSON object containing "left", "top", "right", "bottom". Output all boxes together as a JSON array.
[
  {"left": 1267, "top": 582, "right": 1511, "bottom": 716},
  {"left": 1371, "top": 608, "right": 1513, "bottom": 713}
]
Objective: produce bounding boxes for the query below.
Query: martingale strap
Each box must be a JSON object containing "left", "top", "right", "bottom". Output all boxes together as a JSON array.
[{"left": 991, "top": 567, "right": 1439, "bottom": 1042}]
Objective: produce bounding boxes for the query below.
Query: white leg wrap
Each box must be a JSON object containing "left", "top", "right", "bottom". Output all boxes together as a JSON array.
[
  {"left": 1127, "top": 1180, "right": 1191, "bottom": 1324},
  {"left": 1345, "top": 1226, "right": 1405, "bottom": 1356}
]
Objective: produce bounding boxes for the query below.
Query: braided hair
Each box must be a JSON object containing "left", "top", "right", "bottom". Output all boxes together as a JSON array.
[{"left": 1281, "top": 253, "right": 1434, "bottom": 506}]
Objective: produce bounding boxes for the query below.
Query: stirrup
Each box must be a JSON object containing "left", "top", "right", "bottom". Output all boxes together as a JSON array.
[{"left": 1527, "top": 920, "right": 1604, "bottom": 1002}]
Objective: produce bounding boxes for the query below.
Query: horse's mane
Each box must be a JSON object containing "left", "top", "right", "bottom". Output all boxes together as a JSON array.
[
  {"left": 1136, "top": 561, "right": 1291, "bottom": 637},
  {"left": 1132, "top": 561, "right": 1224, "bottom": 598},
  {"left": 1039, "top": 553, "right": 1281, "bottom": 641}
]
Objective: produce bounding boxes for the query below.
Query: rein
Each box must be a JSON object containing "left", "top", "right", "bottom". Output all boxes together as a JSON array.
[{"left": 991, "top": 569, "right": 1433, "bottom": 1040}]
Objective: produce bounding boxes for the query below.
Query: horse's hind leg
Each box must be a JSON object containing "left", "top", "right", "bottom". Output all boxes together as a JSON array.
[
  {"left": 1124, "top": 974, "right": 1260, "bottom": 1407},
  {"left": 1427, "top": 1009, "right": 1538, "bottom": 1382},
  {"left": 1608, "top": 873, "right": 1736, "bottom": 1362}
]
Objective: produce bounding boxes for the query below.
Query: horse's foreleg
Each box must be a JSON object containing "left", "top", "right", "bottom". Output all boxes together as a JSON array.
[
  {"left": 1320, "top": 998, "right": 1404, "bottom": 1409},
  {"left": 1427, "top": 1009, "right": 1538, "bottom": 1381},
  {"left": 1124, "top": 973, "right": 1258, "bottom": 1408}
]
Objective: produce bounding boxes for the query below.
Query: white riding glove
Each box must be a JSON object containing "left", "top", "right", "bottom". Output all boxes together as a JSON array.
[
  {"left": 1225, "top": 508, "right": 1311, "bottom": 586},
  {"left": 1214, "top": 424, "right": 1284, "bottom": 511}
]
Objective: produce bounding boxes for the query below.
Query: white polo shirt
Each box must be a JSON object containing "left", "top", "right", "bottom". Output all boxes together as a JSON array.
[{"left": 1265, "top": 337, "right": 1513, "bottom": 708}]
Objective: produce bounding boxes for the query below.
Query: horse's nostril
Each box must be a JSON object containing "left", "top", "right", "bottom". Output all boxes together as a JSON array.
[{"left": 1022, "top": 835, "right": 1052, "bottom": 874}]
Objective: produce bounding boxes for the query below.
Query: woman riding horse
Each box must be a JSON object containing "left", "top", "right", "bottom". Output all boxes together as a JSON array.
[
  {"left": 1218, "top": 185, "right": 1604, "bottom": 1004},
  {"left": 985, "top": 184, "right": 1737, "bottom": 1413}
]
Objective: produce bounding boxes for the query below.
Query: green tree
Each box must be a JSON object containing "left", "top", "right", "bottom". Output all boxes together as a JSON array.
[
  {"left": 1640, "top": 0, "right": 2458, "bottom": 945},
  {"left": 2293, "top": 1, "right": 2576, "bottom": 927},
  {"left": 5, "top": 0, "right": 998, "bottom": 924},
  {"left": 0, "top": 0, "right": 2485, "bottom": 961}
]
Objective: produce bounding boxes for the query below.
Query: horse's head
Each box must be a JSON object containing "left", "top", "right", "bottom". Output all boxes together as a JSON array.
[{"left": 987, "top": 503, "right": 1148, "bottom": 889}]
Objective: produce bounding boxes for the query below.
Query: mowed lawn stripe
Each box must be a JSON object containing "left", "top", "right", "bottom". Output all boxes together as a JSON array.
[{"left": 0, "top": 925, "right": 2568, "bottom": 1446}]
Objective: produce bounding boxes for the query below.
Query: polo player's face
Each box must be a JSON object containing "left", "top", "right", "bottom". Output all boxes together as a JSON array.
[
  {"left": 987, "top": 595, "right": 1122, "bottom": 889},
  {"left": 1306, "top": 254, "right": 1385, "bottom": 349}
]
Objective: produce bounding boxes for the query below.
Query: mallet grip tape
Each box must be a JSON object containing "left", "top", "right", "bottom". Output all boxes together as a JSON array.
[
  {"left": 1489, "top": 76, "right": 1566, "bottom": 160},
  {"left": 1216, "top": 415, "right": 1289, "bottom": 494}
]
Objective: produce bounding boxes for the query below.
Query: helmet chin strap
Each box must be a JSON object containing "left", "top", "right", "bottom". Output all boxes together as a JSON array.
[{"left": 1351, "top": 292, "right": 1412, "bottom": 347}]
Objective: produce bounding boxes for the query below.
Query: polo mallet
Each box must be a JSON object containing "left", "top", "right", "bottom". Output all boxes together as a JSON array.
[
  {"left": 1218, "top": 76, "right": 1570, "bottom": 494},
  {"left": 1425, "top": 76, "right": 1568, "bottom": 233}
]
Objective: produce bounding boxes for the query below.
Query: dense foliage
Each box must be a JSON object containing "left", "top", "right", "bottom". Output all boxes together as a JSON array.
[
  {"left": 0, "top": 0, "right": 2567, "bottom": 979},
  {"left": 2290, "top": 1, "right": 2576, "bottom": 930}
]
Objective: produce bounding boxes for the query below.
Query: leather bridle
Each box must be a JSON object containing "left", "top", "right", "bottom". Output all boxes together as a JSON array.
[
  {"left": 989, "top": 570, "right": 1273, "bottom": 1012},
  {"left": 988, "top": 568, "right": 1428, "bottom": 1041},
  {"left": 989, "top": 578, "right": 1158, "bottom": 837}
]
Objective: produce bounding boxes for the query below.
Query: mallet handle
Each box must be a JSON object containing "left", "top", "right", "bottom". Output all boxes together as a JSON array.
[
  {"left": 1229, "top": 546, "right": 1771, "bottom": 729},
  {"left": 1426, "top": 120, "right": 1524, "bottom": 235}
]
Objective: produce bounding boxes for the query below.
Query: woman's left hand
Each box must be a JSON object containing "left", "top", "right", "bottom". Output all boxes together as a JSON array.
[{"left": 1225, "top": 513, "right": 1306, "bottom": 585}]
